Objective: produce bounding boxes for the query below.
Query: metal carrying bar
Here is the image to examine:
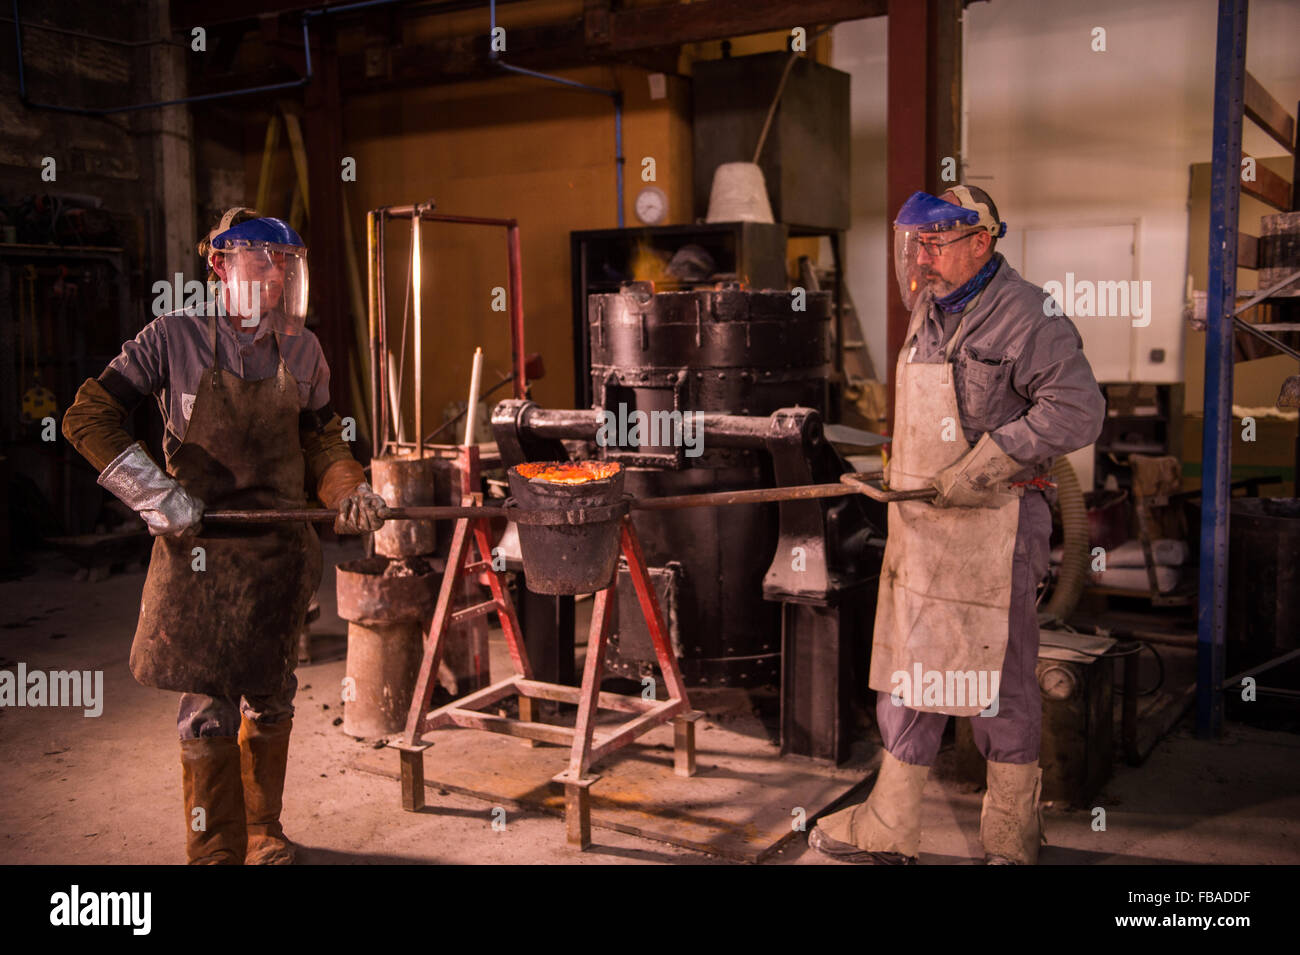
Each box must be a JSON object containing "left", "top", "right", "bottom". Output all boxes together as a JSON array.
[{"left": 201, "top": 470, "right": 934, "bottom": 523}]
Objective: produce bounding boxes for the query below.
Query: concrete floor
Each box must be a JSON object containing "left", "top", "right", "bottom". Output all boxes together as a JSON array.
[{"left": 2, "top": 539, "right": 1297, "bottom": 865}]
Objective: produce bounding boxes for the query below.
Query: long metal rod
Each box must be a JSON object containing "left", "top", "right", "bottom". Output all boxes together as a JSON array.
[
  {"left": 376, "top": 209, "right": 390, "bottom": 450},
  {"left": 1233, "top": 314, "right": 1300, "bottom": 362},
  {"left": 1199, "top": 0, "right": 1248, "bottom": 739},
  {"left": 366, "top": 210, "right": 381, "bottom": 459},
  {"left": 205, "top": 472, "right": 916, "bottom": 523},
  {"left": 1232, "top": 267, "right": 1300, "bottom": 315},
  {"left": 1220, "top": 647, "right": 1300, "bottom": 692},
  {"left": 507, "top": 223, "right": 527, "bottom": 396},
  {"left": 411, "top": 206, "right": 425, "bottom": 459}
]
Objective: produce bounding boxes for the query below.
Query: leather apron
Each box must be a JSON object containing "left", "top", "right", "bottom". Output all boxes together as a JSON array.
[
  {"left": 868, "top": 303, "right": 1020, "bottom": 716},
  {"left": 130, "top": 314, "right": 323, "bottom": 698}
]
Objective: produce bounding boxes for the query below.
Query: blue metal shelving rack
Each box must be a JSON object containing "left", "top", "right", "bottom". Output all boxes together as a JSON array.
[{"left": 1200, "top": 0, "right": 1300, "bottom": 736}]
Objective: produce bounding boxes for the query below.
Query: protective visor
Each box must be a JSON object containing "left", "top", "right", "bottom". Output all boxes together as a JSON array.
[
  {"left": 210, "top": 219, "right": 309, "bottom": 335},
  {"left": 892, "top": 191, "right": 979, "bottom": 311}
]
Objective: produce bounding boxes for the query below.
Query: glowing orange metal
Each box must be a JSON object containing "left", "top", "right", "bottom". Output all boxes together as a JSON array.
[{"left": 514, "top": 461, "right": 622, "bottom": 484}]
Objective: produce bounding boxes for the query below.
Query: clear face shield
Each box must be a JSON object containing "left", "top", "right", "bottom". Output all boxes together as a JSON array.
[
  {"left": 893, "top": 226, "right": 979, "bottom": 311},
  {"left": 215, "top": 242, "right": 309, "bottom": 335},
  {"left": 892, "top": 190, "right": 986, "bottom": 311},
  {"left": 893, "top": 228, "right": 929, "bottom": 312}
]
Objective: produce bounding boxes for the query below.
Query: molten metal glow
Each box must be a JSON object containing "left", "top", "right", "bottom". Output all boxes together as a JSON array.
[{"left": 515, "top": 461, "right": 621, "bottom": 484}]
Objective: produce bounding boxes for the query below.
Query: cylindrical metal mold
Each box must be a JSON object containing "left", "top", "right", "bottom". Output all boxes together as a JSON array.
[
  {"left": 584, "top": 283, "right": 831, "bottom": 687},
  {"left": 588, "top": 284, "right": 832, "bottom": 419},
  {"left": 371, "top": 455, "right": 438, "bottom": 558},
  {"left": 340, "top": 621, "right": 425, "bottom": 738},
  {"left": 506, "top": 461, "right": 625, "bottom": 595},
  {"left": 622, "top": 465, "right": 781, "bottom": 687},
  {"left": 336, "top": 556, "right": 438, "bottom": 736}
]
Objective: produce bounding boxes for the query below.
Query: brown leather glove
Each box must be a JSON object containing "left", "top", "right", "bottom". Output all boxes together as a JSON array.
[
  {"left": 63, "top": 378, "right": 136, "bottom": 472},
  {"left": 316, "top": 460, "right": 385, "bottom": 534},
  {"left": 931, "top": 433, "right": 1022, "bottom": 508},
  {"left": 333, "top": 482, "right": 386, "bottom": 535}
]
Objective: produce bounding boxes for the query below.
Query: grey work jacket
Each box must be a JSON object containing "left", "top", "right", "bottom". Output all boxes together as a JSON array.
[
  {"left": 910, "top": 255, "right": 1106, "bottom": 478},
  {"left": 106, "top": 310, "right": 332, "bottom": 462}
]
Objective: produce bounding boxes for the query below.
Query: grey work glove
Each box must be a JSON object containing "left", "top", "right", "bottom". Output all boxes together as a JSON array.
[
  {"left": 931, "top": 433, "right": 1022, "bottom": 509},
  {"left": 334, "top": 481, "right": 386, "bottom": 535},
  {"left": 97, "top": 442, "right": 205, "bottom": 537}
]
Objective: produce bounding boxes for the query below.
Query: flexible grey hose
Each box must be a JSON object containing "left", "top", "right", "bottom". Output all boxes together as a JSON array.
[{"left": 1041, "top": 456, "right": 1090, "bottom": 624}]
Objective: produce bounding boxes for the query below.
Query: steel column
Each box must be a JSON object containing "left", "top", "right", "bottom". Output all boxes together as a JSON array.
[{"left": 1199, "top": 0, "right": 1249, "bottom": 738}]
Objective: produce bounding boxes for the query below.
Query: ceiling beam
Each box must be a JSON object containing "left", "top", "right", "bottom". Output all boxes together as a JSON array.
[{"left": 608, "top": 0, "right": 886, "bottom": 50}]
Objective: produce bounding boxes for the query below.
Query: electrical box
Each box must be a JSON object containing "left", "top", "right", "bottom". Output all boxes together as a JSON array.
[{"left": 955, "top": 631, "right": 1115, "bottom": 807}]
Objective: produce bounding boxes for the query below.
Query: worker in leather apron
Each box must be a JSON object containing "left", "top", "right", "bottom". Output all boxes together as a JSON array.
[
  {"left": 810, "top": 187, "right": 1105, "bottom": 864},
  {"left": 63, "top": 209, "right": 387, "bottom": 864}
]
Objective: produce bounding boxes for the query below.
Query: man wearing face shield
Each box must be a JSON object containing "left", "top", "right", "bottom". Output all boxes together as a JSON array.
[
  {"left": 62, "top": 207, "right": 387, "bottom": 864},
  {"left": 809, "top": 187, "right": 1105, "bottom": 865}
]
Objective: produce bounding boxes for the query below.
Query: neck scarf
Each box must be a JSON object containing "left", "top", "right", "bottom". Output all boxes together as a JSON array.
[{"left": 935, "top": 253, "right": 1001, "bottom": 314}]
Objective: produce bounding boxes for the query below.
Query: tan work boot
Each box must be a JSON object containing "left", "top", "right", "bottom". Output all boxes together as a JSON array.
[
  {"left": 809, "top": 749, "right": 930, "bottom": 863},
  {"left": 239, "top": 716, "right": 296, "bottom": 865},
  {"left": 981, "top": 759, "right": 1045, "bottom": 865},
  {"left": 180, "top": 736, "right": 247, "bottom": 865}
]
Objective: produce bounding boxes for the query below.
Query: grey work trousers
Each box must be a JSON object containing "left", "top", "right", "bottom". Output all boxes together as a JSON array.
[
  {"left": 177, "top": 671, "right": 298, "bottom": 739},
  {"left": 875, "top": 490, "right": 1051, "bottom": 766}
]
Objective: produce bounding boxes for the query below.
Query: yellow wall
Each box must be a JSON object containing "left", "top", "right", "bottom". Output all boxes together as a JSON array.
[
  {"left": 343, "top": 63, "right": 694, "bottom": 430},
  {"left": 240, "top": 6, "right": 832, "bottom": 437}
]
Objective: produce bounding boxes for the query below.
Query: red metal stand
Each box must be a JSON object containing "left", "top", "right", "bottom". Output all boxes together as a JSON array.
[{"left": 393, "top": 454, "right": 699, "bottom": 848}]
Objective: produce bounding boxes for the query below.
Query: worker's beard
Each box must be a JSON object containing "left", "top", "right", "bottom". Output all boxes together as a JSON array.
[{"left": 920, "top": 269, "right": 958, "bottom": 298}]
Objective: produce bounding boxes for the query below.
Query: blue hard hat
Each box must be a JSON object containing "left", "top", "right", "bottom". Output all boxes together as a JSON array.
[
  {"left": 211, "top": 216, "right": 305, "bottom": 250},
  {"left": 894, "top": 191, "right": 979, "bottom": 231}
]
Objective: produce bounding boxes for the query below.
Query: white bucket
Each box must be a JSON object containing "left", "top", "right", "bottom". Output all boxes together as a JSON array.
[{"left": 706, "top": 162, "right": 775, "bottom": 224}]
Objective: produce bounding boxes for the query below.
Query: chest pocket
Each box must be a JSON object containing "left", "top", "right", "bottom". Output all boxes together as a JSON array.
[{"left": 956, "top": 348, "right": 1013, "bottom": 430}]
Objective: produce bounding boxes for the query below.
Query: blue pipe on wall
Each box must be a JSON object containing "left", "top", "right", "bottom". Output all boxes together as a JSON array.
[
  {"left": 14, "top": 0, "right": 626, "bottom": 225},
  {"left": 489, "top": 0, "right": 625, "bottom": 227},
  {"left": 11, "top": 0, "right": 324, "bottom": 115}
]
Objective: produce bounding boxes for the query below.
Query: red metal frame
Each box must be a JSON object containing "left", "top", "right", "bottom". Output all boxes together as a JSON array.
[
  {"left": 367, "top": 205, "right": 528, "bottom": 460},
  {"left": 393, "top": 447, "right": 698, "bottom": 847}
]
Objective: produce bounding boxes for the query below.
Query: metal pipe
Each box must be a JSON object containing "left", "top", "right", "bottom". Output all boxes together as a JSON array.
[
  {"left": 205, "top": 474, "right": 894, "bottom": 524},
  {"left": 507, "top": 223, "right": 527, "bottom": 396},
  {"left": 1233, "top": 314, "right": 1300, "bottom": 362},
  {"left": 14, "top": 1, "right": 315, "bottom": 115},
  {"left": 487, "top": 0, "right": 623, "bottom": 225},
  {"left": 1198, "top": 0, "right": 1247, "bottom": 738},
  {"left": 464, "top": 347, "right": 483, "bottom": 445},
  {"left": 1220, "top": 647, "right": 1300, "bottom": 692},
  {"left": 376, "top": 209, "right": 391, "bottom": 449},
  {"left": 410, "top": 206, "right": 425, "bottom": 458},
  {"left": 631, "top": 482, "right": 870, "bottom": 511},
  {"left": 207, "top": 505, "right": 499, "bottom": 523},
  {"left": 366, "top": 210, "right": 381, "bottom": 459}
]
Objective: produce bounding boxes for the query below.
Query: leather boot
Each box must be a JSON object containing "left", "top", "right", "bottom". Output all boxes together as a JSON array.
[
  {"left": 809, "top": 749, "right": 930, "bottom": 863},
  {"left": 239, "top": 715, "right": 295, "bottom": 865},
  {"left": 180, "top": 736, "right": 247, "bottom": 865},
  {"left": 981, "top": 759, "right": 1045, "bottom": 864}
]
